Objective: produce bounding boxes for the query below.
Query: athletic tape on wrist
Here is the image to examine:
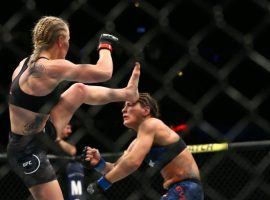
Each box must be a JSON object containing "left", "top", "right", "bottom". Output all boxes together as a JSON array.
[
  {"left": 97, "top": 176, "right": 111, "bottom": 191},
  {"left": 98, "top": 43, "right": 112, "bottom": 52},
  {"left": 94, "top": 157, "right": 106, "bottom": 173}
]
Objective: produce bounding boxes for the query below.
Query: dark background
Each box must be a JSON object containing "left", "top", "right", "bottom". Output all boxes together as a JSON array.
[
  {"left": 0, "top": 0, "right": 270, "bottom": 199},
  {"left": 0, "top": 0, "right": 269, "bottom": 151}
]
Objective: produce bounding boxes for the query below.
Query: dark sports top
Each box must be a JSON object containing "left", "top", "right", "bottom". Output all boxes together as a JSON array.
[
  {"left": 9, "top": 57, "right": 61, "bottom": 114},
  {"left": 144, "top": 138, "right": 187, "bottom": 169}
]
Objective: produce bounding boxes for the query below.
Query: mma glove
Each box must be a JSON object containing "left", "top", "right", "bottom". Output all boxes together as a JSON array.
[
  {"left": 98, "top": 33, "right": 118, "bottom": 52},
  {"left": 87, "top": 176, "right": 112, "bottom": 200},
  {"left": 81, "top": 146, "right": 106, "bottom": 173},
  {"left": 81, "top": 146, "right": 91, "bottom": 169}
]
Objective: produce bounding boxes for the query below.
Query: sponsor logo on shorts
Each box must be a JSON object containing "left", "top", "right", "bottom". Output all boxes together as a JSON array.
[
  {"left": 22, "top": 154, "right": 41, "bottom": 175},
  {"left": 23, "top": 160, "right": 32, "bottom": 167},
  {"left": 175, "top": 186, "right": 186, "bottom": 200},
  {"left": 87, "top": 184, "right": 95, "bottom": 194},
  {"left": 148, "top": 159, "right": 155, "bottom": 167}
]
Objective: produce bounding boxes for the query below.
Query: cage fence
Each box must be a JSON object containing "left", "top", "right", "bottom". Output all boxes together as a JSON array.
[{"left": 0, "top": 0, "right": 270, "bottom": 199}]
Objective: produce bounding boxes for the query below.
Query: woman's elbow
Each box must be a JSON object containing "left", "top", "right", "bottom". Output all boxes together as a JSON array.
[
  {"left": 69, "top": 147, "right": 77, "bottom": 156},
  {"left": 102, "top": 71, "right": 113, "bottom": 81}
]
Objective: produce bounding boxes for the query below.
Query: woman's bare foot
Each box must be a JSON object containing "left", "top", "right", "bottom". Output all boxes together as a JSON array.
[{"left": 125, "top": 62, "right": 140, "bottom": 102}]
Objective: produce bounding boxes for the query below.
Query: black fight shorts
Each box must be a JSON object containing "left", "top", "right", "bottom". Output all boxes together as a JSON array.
[{"left": 7, "top": 121, "right": 57, "bottom": 188}]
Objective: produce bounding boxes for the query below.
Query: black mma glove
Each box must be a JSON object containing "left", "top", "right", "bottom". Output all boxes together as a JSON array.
[
  {"left": 81, "top": 146, "right": 106, "bottom": 173},
  {"left": 81, "top": 146, "right": 91, "bottom": 169},
  {"left": 87, "top": 176, "right": 112, "bottom": 200},
  {"left": 98, "top": 33, "right": 118, "bottom": 52}
]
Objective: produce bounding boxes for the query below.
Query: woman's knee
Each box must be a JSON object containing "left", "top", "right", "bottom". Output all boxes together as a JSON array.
[{"left": 69, "top": 83, "right": 87, "bottom": 100}]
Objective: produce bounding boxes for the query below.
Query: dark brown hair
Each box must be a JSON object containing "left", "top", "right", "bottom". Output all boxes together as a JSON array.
[{"left": 137, "top": 93, "right": 160, "bottom": 118}]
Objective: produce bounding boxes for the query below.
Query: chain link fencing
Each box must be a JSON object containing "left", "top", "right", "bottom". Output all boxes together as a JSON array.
[{"left": 0, "top": 0, "right": 270, "bottom": 199}]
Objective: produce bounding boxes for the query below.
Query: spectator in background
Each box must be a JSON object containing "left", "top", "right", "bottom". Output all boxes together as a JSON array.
[
  {"left": 55, "top": 123, "right": 86, "bottom": 200},
  {"left": 55, "top": 123, "right": 77, "bottom": 157}
]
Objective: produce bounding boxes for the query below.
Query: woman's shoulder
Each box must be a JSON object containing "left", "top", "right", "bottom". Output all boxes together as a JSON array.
[
  {"left": 20, "top": 57, "right": 28, "bottom": 63},
  {"left": 17, "top": 57, "right": 29, "bottom": 68},
  {"left": 141, "top": 118, "right": 164, "bottom": 130},
  {"left": 11, "top": 57, "right": 29, "bottom": 81}
]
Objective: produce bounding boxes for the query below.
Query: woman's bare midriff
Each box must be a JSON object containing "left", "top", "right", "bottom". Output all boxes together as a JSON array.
[
  {"left": 161, "top": 148, "right": 200, "bottom": 189},
  {"left": 9, "top": 104, "right": 49, "bottom": 135}
]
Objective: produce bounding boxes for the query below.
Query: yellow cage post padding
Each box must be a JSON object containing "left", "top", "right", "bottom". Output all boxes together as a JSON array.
[{"left": 187, "top": 143, "right": 229, "bottom": 153}]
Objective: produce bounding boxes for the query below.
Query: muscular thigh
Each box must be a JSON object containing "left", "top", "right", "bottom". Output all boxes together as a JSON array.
[
  {"left": 50, "top": 83, "right": 86, "bottom": 136},
  {"left": 29, "top": 180, "right": 64, "bottom": 200}
]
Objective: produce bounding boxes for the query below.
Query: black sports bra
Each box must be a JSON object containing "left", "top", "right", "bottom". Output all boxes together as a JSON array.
[
  {"left": 9, "top": 57, "right": 61, "bottom": 114},
  {"left": 144, "top": 138, "right": 187, "bottom": 169}
]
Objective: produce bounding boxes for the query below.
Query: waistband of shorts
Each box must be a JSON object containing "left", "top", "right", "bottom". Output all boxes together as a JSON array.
[
  {"left": 8, "top": 131, "right": 46, "bottom": 152},
  {"left": 8, "top": 131, "right": 42, "bottom": 147},
  {"left": 169, "top": 178, "right": 202, "bottom": 188},
  {"left": 9, "top": 130, "right": 45, "bottom": 137},
  {"left": 9, "top": 131, "right": 38, "bottom": 139},
  {"left": 9, "top": 132, "right": 24, "bottom": 139}
]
